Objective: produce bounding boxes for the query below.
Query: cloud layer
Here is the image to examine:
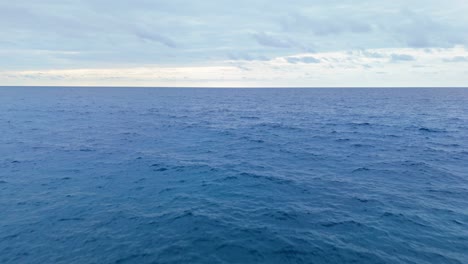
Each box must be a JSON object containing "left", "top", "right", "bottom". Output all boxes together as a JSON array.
[
  {"left": 2, "top": 46, "right": 467, "bottom": 87},
  {"left": 0, "top": 0, "right": 467, "bottom": 86}
]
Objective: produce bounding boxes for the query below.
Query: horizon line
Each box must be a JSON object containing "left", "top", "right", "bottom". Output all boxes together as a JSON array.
[{"left": 1, "top": 86, "right": 467, "bottom": 89}]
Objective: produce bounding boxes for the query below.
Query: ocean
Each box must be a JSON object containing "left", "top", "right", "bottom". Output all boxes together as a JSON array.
[{"left": 1, "top": 87, "right": 467, "bottom": 264}]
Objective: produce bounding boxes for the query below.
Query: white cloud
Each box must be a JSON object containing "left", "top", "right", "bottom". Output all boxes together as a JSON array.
[{"left": 2, "top": 46, "right": 467, "bottom": 87}]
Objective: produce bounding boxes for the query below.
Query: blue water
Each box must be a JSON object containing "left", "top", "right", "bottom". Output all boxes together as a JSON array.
[{"left": 1, "top": 87, "right": 467, "bottom": 264}]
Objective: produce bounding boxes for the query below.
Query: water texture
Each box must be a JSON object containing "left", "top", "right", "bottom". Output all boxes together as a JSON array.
[{"left": 0, "top": 87, "right": 467, "bottom": 264}]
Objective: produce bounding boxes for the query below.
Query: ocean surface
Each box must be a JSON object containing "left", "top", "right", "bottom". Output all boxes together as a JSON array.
[{"left": 1, "top": 87, "right": 467, "bottom": 264}]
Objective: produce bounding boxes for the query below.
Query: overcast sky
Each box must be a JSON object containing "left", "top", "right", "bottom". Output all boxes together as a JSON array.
[{"left": 1, "top": 0, "right": 468, "bottom": 87}]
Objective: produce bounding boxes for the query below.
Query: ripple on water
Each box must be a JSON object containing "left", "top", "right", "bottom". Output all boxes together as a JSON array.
[{"left": 0, "top": 88, "right": 467, "bottom": 264}]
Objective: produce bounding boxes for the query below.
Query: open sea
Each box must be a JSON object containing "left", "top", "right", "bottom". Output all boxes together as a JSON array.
[{"left": 1, "top": 87, "right": 467, "bottom": 264}]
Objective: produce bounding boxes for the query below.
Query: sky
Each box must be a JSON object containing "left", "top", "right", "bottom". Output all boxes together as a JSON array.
[{"left": 1, "top": 0, "right": 468, "bottom": 87}]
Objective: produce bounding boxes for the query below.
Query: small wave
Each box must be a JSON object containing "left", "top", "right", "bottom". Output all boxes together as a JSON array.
[
  {"left": 419, "top": 127, "right": 446, "bottom": 133},
  {"left": 238, "top": 172, "right": 294, "bottom": 185},
  {"left": 335, "top": 138, "right": 350, "bottom": 142},
  {"left": 159, "top": 187, "right": 174, "bottom": 194},
  {"left": 352, "top": 167, "right": 371, "bottom": 173},
  {"left": 349, "top": 122, "right": 372, "bottom": 126},
  {"left": 262, "top": 210, "right": 298, "bottom": 221},
  {"left": 432, "top": 142, "right": 460, "bottom": 147},
  {"left": 354, "top": 197, "right": 370, "bottom": 203},
  {"left": 320, "top": 220, "right": 363, "bottom": 228},
  {"left": 380, "top": 212, "right": 429, "bottom": 227},
  {"left": 240, "top": 116, "right": 260, "bottom": 120},
  {"left": 240, "top": 136, "right": 265, "bottom": 143},
  {"left": 216, "top": 176, "right": 238, "bottom": 182},
  {"left": 58, "top": 217, "right": 84, "bottom": 222},
  {"left": 352, "top": 143, "right": 375, "bottom": 148},
  {"left": 133, "top": 178, "right": 146, "bottom": 184},
  {"left": 253, "top": 122, "right": 301, "bottom": 131},
  {"left": 427, "top": 188, "right": 457, "bottom": 195},
  {"left": 79, "top": 148, "right": 95, "bottom": 152},
  {"left": 150, "top": 163, "right": 169, "bottom": 171}
]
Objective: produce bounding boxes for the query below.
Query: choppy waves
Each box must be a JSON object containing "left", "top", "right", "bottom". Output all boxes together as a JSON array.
[{"left": 1, "top": 88, "right": 468, "bottom": 263}]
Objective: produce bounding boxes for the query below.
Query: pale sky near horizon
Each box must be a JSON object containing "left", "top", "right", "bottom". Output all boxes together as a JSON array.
[{"left": 1, "top": 0, "right": 468, "bottom": 87}]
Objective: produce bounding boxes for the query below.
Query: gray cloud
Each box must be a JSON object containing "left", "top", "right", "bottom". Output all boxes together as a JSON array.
[
  {"left": 361, "top": 50, "right": 386, "bottom": 58},
  {"left": 390, "top": 54, "right": 415, "bottom": 62},
  {"left": 443, "top": 56, "right": 468, "bottom": 62},
  {"left": 135, "top": 30, "right": 177, "bottom": 48},
  {"left": 390, "top": 9, "right": 468, "bottom": 48},
  {"left": 0, "top": 0, "right": 467, "bottom": 72},
  {"left": 286, "top": 56, "right": 320, "bottom": 64},
  {"left": 227, "top": 52, "right": 269, "bottom": 61},
  {"left": 252, "top": 32, "right": 292, "bottom": 48}
]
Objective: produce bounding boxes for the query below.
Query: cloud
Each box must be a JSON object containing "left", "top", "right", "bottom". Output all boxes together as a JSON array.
[
  {"left": 286, "top": 56, "right": 320, "bottom": 64},
  {"left": 3, "top": 47, "right": 467, "bottom": 87},
  {"left": 390, "top": 54, "right": 415, "bottom": 62},
  {"left": 252, "top": 32, "right": 292, "bottom": 48},
  {"left": 227, "top": 52, "right": 269, "bottom": 61},
  {"left": 360, "top": 50, "right": 386, "bottom": 58},
  {"left": 134, "top": 30, "right": 177, "bottom": 48},
  {"left": 0, "top": 0, "right": 467, "bottom": 87},
  {"left": 391, "top": 9, "right": 468, "bottom": 48},
  {"left": 443, "top": 56, "right": 468, "bottom": 62}
]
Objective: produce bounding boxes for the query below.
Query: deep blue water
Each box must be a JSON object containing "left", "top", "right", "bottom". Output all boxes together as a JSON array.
[{"left": 1, "top": 87, "right": 468, "bottom": 264}]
